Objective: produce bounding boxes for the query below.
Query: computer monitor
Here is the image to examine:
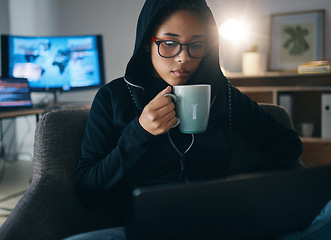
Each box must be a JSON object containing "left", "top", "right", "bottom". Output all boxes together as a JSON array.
[{"left": 1, "top": 34, "right": 105, "bottom": 102}]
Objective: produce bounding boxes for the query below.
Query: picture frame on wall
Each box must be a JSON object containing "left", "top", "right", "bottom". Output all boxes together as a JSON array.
[{"left": 268, "top": 9, "right": 325, "bottom": 71}]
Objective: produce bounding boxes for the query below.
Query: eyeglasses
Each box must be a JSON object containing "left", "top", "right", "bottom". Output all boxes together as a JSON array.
[{"left": 152, "top": 37, "right": 208, "bottom": 59}]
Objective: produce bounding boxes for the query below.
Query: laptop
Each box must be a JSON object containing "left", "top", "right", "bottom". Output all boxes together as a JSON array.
[
  {"left": 129, "top": 165, "right": 331, "bottom": 240},
  {"left": 0, "top": 77, "right": 33, "bottom": 111}
]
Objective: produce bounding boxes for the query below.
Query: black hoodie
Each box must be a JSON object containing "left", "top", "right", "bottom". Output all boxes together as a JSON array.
[{"left": 75, "top": 0, "right": 302, "bottom": 225}]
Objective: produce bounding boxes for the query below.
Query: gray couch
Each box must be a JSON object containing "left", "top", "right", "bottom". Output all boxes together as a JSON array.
[{"left": 0, "top": 104, "right": 301, "bottom": 240}]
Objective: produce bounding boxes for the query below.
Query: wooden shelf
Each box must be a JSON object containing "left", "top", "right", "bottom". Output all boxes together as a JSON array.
[
  {"left": 300, "top": 137, "right": 331, "bottom": 143},
  {"left": 225, "top": 71, "right": 331, "bottom": 78},
  {"left": 301, "top": 138, "right": 331, "bottom": 167},
  {"left": 227, "top": 72, "right": 331, "bottom": 87},
  {"left": 228, "top": 72, "right": 331, "bottom": 167},
  {"left": 238, "top": 86, "right": 331, "bottom": 93}
]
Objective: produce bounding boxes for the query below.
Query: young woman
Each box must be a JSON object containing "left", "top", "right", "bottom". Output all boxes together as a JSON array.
[{"left": 65, "top": 0, "right": 329, "bottom": 239}]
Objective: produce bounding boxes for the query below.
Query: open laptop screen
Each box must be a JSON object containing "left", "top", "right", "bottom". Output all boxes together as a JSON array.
[
  {"left": 0, "top": 77, "right": 32, "bottom": 110},
  {"left": 130, "top": 166, "right": 331, "bottom": 240}
]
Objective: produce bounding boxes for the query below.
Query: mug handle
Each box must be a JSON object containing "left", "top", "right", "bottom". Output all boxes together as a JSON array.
[
  {"left": 164, "top": 93, "right": 177, "bottom": 102},
  {"left": 164, "top": 93, "right": 180, "bottom": 128}
]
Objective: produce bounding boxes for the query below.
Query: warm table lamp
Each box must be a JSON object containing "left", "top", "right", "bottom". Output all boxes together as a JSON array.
[{"left": 218, "top": 18, "right": 266, "bottom": 75}]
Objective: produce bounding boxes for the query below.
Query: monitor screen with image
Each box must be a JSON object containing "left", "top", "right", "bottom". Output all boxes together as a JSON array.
[{"left": 1, "top": 34, "right": 105, "bottom": 96}]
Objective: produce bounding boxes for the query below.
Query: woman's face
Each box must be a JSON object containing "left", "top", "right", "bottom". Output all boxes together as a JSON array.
[{"left": 151, "top": 10, "right": 206, "bottom": 86}]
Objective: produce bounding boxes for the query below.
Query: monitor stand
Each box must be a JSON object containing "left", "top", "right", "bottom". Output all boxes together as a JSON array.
[
  {"left": 45, "top": 91, "right": 91, "bottom": 110},
  {"left": 44, "top": 90, "right": 62, "bottom": 109},
  {"left": 53, "top": 90, "right": 60, "bottom": 105}
]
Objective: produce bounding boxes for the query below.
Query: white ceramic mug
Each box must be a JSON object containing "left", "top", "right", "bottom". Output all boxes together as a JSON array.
[{"left": 165, "top": 84, "right": 211, "bottom": 134}]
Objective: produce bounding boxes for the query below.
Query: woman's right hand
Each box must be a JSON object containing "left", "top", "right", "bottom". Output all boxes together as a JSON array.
[{"left": 139, "top": 86, "right": 178, "bottom": 135}]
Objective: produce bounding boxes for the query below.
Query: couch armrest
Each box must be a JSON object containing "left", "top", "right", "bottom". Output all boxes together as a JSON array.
[
  {"left": 0, "top": 177, "right": 89, "bottom": 239},
  {"left": 33, "top": 108, "right": 90, "bottom": 182},
  {"left": 0, "top": 108, "right": 116, "bottom": 240}
]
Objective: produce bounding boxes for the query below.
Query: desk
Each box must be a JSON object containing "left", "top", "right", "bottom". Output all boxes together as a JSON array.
[
  {"left": 0, "top": 108, "right": 45, "bottom": 162},
  {"left": 0, "top": 108, "right": 45, "bottom": 121},
  {"left": 0, "top": 103, "right": 90, "bottom": 144},
  {"left": 0, "top": 101, "right": 90, "bottom": 121},
  {"left": 0, "top": 104, "right": 89, "bottom": 170}
]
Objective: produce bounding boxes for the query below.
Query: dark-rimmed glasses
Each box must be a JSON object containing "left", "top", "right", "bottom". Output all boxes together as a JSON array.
[{"left": 152, "top": 37, "right": 208, "bottom": 59}]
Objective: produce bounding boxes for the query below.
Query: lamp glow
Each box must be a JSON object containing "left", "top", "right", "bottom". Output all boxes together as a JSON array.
[{"left": 219, "top": 19, "right": 249, "bottom": 41}]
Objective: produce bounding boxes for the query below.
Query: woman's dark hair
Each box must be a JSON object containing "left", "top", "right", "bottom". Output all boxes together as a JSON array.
[
  {"left": 152, "top": 1, "right": 210, "bottom": 32},
  {"left": 145, "top": 1, "right": 217, "bottom": 46}
]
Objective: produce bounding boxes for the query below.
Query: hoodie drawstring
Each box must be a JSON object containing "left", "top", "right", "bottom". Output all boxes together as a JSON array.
[
  {"left": 124, "top": 77, "right": 144, "bottom": 112},
  {"left": 168, "top": 132, "right": 194, "bottom": 184}
]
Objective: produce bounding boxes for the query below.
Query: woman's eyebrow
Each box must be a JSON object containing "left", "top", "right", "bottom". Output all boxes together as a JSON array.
[
  {"left": 191, "top": 34, "right": 205, "bottom": 39},
  {"left": 163, "top": 33, "right": 179, "bottom": 37},
  {"left": 163, "top": 33, "right": 205, "bottom": 39}
]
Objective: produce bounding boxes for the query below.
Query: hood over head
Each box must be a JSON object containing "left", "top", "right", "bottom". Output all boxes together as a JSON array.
[{"left": 124, "top": 0, "right": 228, "bottom": 100}]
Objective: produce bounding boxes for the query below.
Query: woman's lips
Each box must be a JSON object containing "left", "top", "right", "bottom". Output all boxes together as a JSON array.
[{"left": 172, "top": 69, "right": 190, "bottom": 78}]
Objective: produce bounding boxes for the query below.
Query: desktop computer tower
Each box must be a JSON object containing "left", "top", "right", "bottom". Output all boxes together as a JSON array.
[{"left": 322, "top": 93, "right": 331, "bottom": 138}]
